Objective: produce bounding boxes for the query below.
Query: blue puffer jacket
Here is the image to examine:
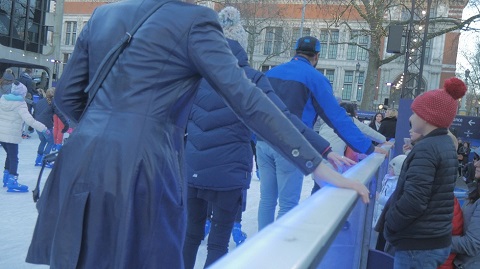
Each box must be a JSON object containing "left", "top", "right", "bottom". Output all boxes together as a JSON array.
[
  {"left": 185, "top": 39, "right": 331, "bottom": 191},
  {"left": 185, "top": 40, "right": 255, "bottom": 191}
]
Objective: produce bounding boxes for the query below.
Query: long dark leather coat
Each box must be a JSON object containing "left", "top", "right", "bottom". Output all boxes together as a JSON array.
[{"left": 26, "top": 0, "right": 323, "bottom": 268}]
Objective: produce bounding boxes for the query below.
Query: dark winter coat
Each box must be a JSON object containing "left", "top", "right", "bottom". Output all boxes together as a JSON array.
[
  {"left": 33, "top": 98, "right": 68, "bottom": 129},
  {"left": 26, "top": 1, "right": 325, "bottom": 268},
  {"left": 384, "top": 128, "right": 458, "bottom": 251},
  {"left": 185, "top": 39, "right": 331, "bottom": 191},
  {"left": 378, "top": 116, "right": 397, "bottom": 141}
]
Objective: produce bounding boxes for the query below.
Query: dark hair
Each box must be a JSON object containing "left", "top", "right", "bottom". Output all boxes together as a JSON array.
[
  {"left": 339, "top": 102, "right": 357, "bottom": 117},
  {"left": 468, "top": 180, "right": 480, "bottom": 204},
  {"left": 296, "top": 50, "right": 318, "bottom": 58}
]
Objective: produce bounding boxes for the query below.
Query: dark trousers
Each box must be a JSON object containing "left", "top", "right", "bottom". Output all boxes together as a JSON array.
[
  {"left": 311, "top": 181, "right": 321, "bottom": 195},
  {"left": 183, "top": 187, "right": 241, "bottom": 269},
  {"left": 251, "top": 140, "right": 258, "bottom": 170},
  {"left": 1, "top": 142, "right": 19, "bottom": 175}
]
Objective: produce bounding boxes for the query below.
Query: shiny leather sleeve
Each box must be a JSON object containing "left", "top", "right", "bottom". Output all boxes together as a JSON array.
[
  {"left": 255, "top": 73, "right": 332, "bottom": 157},
  {"left": 187, "top": 10, "right": 322, "bottom": 174}
]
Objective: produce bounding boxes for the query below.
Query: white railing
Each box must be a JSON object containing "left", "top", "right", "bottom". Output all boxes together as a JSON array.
[{"left": 210, "top": 144, "right": 393, "bottom": 269}]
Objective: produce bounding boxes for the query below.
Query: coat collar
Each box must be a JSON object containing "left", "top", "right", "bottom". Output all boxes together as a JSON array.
[
  {"left": 423, "top": 128, "right": 448, "bottom": 138},
  {"left": 291, "top": 55, "right": 312, "bottom": 66}
]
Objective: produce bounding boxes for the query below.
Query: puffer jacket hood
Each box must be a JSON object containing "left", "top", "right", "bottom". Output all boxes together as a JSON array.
[
  {"left": 0, "top": 94, "right": 25, "bottom": 110},
  {"left": 227, "top": 39, "right": 248, "bottom": 67}
]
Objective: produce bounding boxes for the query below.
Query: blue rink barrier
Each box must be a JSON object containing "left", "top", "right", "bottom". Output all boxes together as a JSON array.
[{"left": 210, "top": 143, "right": 394, "bottom": 269}]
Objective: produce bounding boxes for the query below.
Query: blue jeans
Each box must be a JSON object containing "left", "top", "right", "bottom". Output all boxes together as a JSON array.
[
  {"left": 37, "top": 129, "right": 54, "bottom": 155},
  {"left": 256, "top": 141, "right": 303, "bottom": 230},
  {"left": 394, "top": 246, "right": 451, "bottom": 269}
]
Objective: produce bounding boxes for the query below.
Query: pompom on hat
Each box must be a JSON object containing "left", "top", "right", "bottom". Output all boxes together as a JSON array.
[
  {"left": 411, "top": 77, "right": 467, "bottom": 128},
  {"left": 218, "top": 6, "right": 248, "bottom": 50}
]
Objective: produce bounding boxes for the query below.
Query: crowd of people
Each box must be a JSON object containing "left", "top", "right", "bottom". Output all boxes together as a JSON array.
[
  {"left": 0, "top": 68, "right": 68, "bottom": 193},
  {"left": 0, "top": 1, "right": 477, "bottom": 269}
]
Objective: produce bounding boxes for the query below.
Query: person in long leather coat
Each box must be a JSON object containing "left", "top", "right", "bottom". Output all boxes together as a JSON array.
[{"left": 26, "top": 1, "right": 370, "bottom": 268}]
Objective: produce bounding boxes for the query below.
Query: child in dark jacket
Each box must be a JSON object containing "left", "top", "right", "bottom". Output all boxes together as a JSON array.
[
  {"left": 33, "top": 88, "right": 69, "bottom": 167},
  {"left": 381, "top": 78, "right": 467, "bottom": 268}
]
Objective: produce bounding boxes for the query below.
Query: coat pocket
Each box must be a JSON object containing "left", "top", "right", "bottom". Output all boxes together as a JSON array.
[{"left": 51, "top": 191, "right": 90, "bottom": 269}]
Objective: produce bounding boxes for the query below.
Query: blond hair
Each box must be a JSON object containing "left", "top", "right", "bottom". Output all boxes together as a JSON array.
[
  {"left": 386, "top": 108, "right": 398, "bottom": 118},
  {"left": 45, "top": 87, "right": 55, "bottom": 99}
]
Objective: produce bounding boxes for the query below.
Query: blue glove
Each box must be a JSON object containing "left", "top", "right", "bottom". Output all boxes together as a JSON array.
[{"left": 43, "top": 129, "right": 51, "bottom": 136}]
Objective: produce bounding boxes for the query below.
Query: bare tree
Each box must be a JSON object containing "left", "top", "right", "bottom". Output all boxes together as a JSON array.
[
  {"left": 458, "top": 37, "right": 480, "bottom": 115},
  {"left": 307, "top": 0, "right": 480, "bottom": 109}
]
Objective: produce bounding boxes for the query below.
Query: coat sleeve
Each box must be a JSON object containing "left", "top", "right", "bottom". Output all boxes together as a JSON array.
[
  {"left": 17, "top": 102, "right": 47, "bottom": 132},
  {"left": 52, "top": 103, "right": 69, "bottom": 127},
  {"left": 385, "top": 146, "right": 436, "bottom": 233},
  {"left": 255, "top": 73, "right": 332, "bottom": 158},
  {"left": 452, "top": 202, "right": 480, "bottom": 256},
  {"left": 54, "top": 14, "right": 92, "bottom": 123},
  {"left": 187, "top": 10, "right": 322, "bottom": 175},
  {"left": 310, "top": 76, "right": 374, "bottom": 154},
  {"left": 354, "top": 118, "right": 386, "bottom": 144}
]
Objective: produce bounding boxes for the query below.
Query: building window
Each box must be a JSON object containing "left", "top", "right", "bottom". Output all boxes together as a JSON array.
[
  {"left": 290, "top": 27, "right": 310, "bottom": 56},
  {"left": 319, "top": 30, "right": 339, "bottom": 59},
  {"left": 342, "top": 71, "right": 354, "bottom": 100},
  {"left": 347, "top": 31, "right": 369, "bottom": 61},
  {"left": 317, "top": 68, "right": 335, "bottom": 87},
  {"left": 261, "top": 65, "right": 275, "bottom": 72},
  {"left": 62, "top": 53, "right": 71, "bottom": 75},
  {"left": 65, "top": 21, "right": 77, "bottom": 46},
  {"left": 356, "top": 71, "right": 365, "bottom": 102},
  {"left": 63, "top": 53, "right": 70, "bottom": 63},
  {"left": 264, "top": 27, "right": 283, "bottom": 55}
]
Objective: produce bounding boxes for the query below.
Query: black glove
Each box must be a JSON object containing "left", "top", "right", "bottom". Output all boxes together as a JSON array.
[{"left": 61, "top": 125, "right": 69, "bottom": 133}]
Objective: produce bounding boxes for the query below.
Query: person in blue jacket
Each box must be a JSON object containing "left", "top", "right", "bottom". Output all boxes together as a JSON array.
[
  {"left": 26, "top": 1, "right": 370, "bottom": 268},
  {"left": 257, "top": 36, "right": 386, "bottom": 230},
  {"left": 182, "top": 7, "right": 355, "bottom": 268}
]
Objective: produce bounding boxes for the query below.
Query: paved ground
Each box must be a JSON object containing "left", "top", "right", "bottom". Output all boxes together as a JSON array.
[{"left": 0, "top": 132, "right": 314, "bottom": 269}]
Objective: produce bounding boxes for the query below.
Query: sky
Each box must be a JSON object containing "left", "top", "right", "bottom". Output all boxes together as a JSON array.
[{"left": 457, "top": 4, "right": 480, "bottom": 72}]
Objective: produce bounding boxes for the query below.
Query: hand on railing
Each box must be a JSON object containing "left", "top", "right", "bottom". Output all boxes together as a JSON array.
[
  {"left": 347, "top": 180, "right": 370, "bottom": 204},
  {"left": 326, "top": 152, "right": 356, "bottom": 172},
  {"left": 374, "top": 146, "right": 389, "bottom": 157},
  {"left": 312, "top": 162, "right": 370, "bottom": 204}
]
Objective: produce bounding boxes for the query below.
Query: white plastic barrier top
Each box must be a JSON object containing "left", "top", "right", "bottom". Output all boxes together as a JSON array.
[{"left": 210, "top": 146, "right": 391, "bottom": 269}]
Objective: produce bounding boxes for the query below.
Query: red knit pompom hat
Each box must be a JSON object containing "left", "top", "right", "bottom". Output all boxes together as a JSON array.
[{"left": 411, "top": 77, "right": 467, "bottom": 128}]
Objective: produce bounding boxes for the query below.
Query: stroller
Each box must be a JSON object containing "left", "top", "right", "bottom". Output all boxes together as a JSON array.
[{"left": 32, "top": 152, "right": 58, "bottom": 203}]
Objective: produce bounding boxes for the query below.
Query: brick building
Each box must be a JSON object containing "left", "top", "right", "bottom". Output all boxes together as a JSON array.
[{"left": 60, "top": 0, "right": 468, "bottom": 108}]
